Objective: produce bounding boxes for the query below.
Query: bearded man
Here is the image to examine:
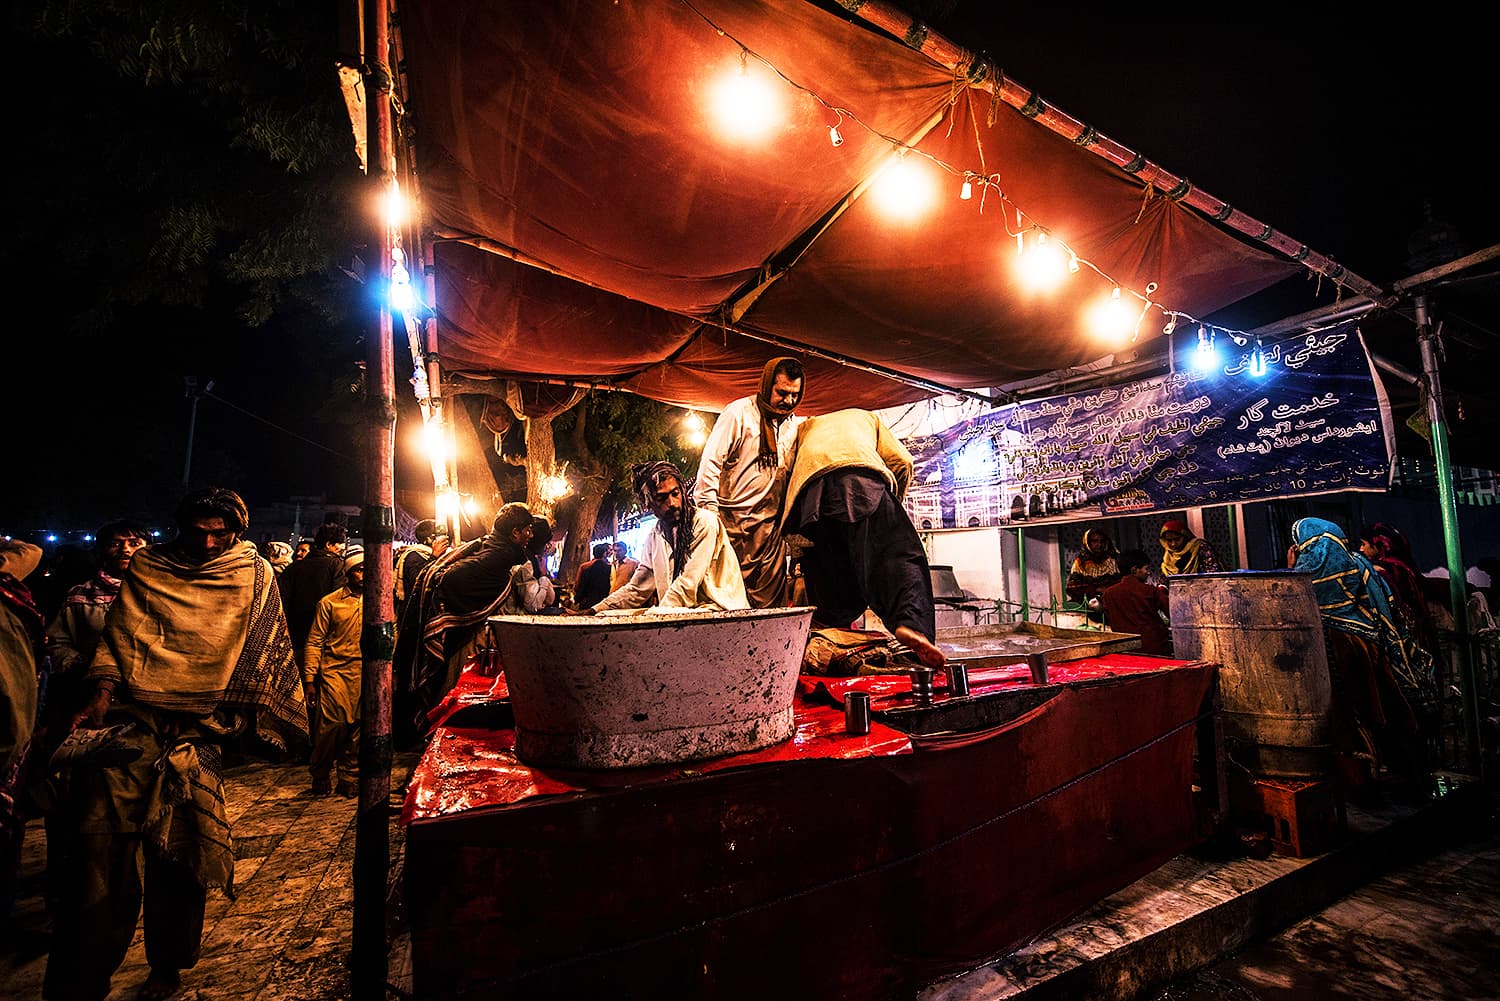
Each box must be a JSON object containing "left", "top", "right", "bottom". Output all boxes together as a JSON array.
[
  {"left": 693, "top": 356, "right": 805, "bottom": 607},
  {"left": 45, "top": 487, "right": 307, "bottom": 1001},
  {"left": 584, "top": 461, "right": 749, "bottom": 614}
]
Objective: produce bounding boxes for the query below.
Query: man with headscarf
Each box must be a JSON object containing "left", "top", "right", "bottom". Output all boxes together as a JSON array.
[
  {"left": 263, "top": 540, "right": 294, "bottom": 575},
  {"left": 303, "top": 547, "right": 365, "bottom": 797},
  {"left": 1158, "top": 518, "right": 1221, "bottom": 577},
  {"left": 583, "top": 461, "right": 749, "bottom": 614},
  {"left": 693, "top": 356, "right": 805, "bottom": 608},
  {"left": 45, "top": 487, "right": 308, "bottom": 1001},
  {"left": 781, "top": 408, "right": 946, "bottom": 669},
  {"left": 1288, "top": 517, "right": 1430, "bottom": 798}
]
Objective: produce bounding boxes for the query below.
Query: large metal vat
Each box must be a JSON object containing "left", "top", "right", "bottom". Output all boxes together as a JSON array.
[
  {"left": 490, "top": 606, "right": 814, "bottom": 769},
  {"left": 1169, "top": 570, "right": 1333, "bottom": 778}
]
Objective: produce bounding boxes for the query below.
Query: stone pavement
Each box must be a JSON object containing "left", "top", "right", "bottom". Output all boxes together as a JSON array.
[{"left": 2, "top": 752, "right": 421, "bottom": 1001}]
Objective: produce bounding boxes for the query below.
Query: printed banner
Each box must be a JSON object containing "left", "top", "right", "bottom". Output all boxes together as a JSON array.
[{"left": 901, "top": 320, "right": 1392, "bottom": 529}]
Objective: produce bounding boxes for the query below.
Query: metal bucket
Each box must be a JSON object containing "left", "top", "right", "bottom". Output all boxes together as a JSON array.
[
  {"left": 490, "top": 606, "right": 814, "bottom": 769},
  {"left": 1169, "top": 571, "right": 1333, "bottom": 779}
]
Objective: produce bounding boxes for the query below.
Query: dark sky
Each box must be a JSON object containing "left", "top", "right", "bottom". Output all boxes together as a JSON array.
[{"left": 6, "top": 6, "right": 1493, "bottom": 535}]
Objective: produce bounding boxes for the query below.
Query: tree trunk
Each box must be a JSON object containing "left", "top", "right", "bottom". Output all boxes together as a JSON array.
[
  {"left": 555, "top": 397, "right": 610, "bottom": 583},
  {"left": 523, "top": 411, "right": 561, "bottom": 523}
]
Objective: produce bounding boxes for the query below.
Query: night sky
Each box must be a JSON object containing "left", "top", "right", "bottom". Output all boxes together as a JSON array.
[{"left": 6, "top": 5, "right": 1494, "bottom": 537}]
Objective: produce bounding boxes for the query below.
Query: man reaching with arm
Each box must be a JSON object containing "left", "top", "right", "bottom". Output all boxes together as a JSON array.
[{"left": 579, "top": 461, "right": 749, "bottom": 614}]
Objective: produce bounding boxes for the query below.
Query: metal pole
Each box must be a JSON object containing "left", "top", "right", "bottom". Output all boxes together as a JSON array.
[
  {"left": 1016, "top": 526, "right": 1029, "bottom": 622},
  {"left": 182, "top": 376, "right": 209, "bottom": 487},
  {"left": 1415, "top": 294, "right": 1482, "bottom": 777},
  {"left": 353, "top": 0, "right": 396, "bottom": 995}
]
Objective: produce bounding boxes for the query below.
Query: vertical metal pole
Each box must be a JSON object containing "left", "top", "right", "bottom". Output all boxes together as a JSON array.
[
  {"left": 182, "top": 376, "right": 202, "bottom": 486},
  {"left": 354, "top": 1, "right": 396, "bottom": 996},
  {"left": 1415, "top": 294, "right": 1481, "bottom": 777},
  {"left": 1016, "top": 526, "right": 1029, "bottom": 622}
]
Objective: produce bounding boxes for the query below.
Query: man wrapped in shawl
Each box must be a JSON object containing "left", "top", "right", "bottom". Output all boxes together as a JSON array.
[
  {"left": 589, "top": 461, "right": 749, "bottom": 614},
  {"left": 1158, "top": 518, "right": 1221, "bottom": 577},
  {"left": 1, "top": 540, "right": 46, "bottom": 913},
  {"left": 693, "top": 356, "right": 805, "bottom": 608},
  {"left": 1289, "top": 517, "right": 1431, "bottom": 798},
  {"left": 45, "top": 488, "right": 308, "bottom": 1001},
  {"left": 395, "top": 503, "right": 534, "bottom": 738},
  {"left": 1065, "top": 529, "right": 1122, "bottom": 618}
]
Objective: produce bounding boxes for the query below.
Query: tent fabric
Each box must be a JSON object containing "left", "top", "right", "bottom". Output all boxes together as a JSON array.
[{"left": 401, "top": 0, "right": 1302, "bottom": 412}]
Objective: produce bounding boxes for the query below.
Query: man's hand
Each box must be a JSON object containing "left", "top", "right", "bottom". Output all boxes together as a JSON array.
[
  {"left": 75, "top": 683, "right": 114, "bottom": 729},
  {"left": 564, "top": 606, "right": 595, "bottom": 616}
]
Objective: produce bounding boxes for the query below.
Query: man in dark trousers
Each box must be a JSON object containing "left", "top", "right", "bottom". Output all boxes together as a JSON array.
[
  {"left": 277, "top": 522, "right": 347, "bottom": 668},
  {"left": 781, "top": 408, "right": 945, "bottom": 669},
  {"left": 1101, "top": 549, "right": 1172, "bottom": 655}
]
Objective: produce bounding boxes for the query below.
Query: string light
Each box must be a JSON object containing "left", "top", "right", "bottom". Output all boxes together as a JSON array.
[
  {"left": 1248, "top": 337, "right": 1268, "bottom": 377},
  {"left": 1193, "top": 325, "right": 1220, "bottom": 372},
  {"left": 389, "top": 245, "right": 416, "bottom": 313},
  {"left": 710, "top": 48, "right": 781, "bottom": 142},
  {"left": 872, "top": 149, "right": 936, "bottom": 221},
  {"left": 689, "top": 10, "right": 1290, "bottom": 363}
]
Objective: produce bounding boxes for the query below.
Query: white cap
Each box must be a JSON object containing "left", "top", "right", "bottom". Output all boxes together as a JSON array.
[
  {"left": 1468, "top": 567, "right": 1492, "bottom": 589},
  {"left": 1424, "top": 567, "right": 1450, "bottom": 579},
  {"left": 344, "top": 546, "right": 365, "bottom": 570}
]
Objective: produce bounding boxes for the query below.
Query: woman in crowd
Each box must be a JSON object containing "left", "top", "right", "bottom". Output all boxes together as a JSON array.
[
  {"left": 1158, "top": 519, "right": 1220, "bottom": 577},
  {"left": 1065, "top": 529, "right": 1121, "bottom": 621},
  {"left": 1359, "top": 522, "right": 1437, "bottom": 654},
  {"left": 1289, "top": 517, "right": 1432, "bottom": 798}
]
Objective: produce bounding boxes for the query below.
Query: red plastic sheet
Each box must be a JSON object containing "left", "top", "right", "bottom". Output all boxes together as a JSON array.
[
  {"left": 803, "top": 652, "right": 1195, "bottom": 709},
  {"left": 402, "top": 702, "right": 912, "bottom": 824}
]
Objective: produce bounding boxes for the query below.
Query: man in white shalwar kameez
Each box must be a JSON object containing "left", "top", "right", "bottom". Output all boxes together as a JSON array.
[
  {"left": 693, "top": 356, "right": 805, "bottom": 607},
  {"left": 584, "top": 461, "right": 749, "bottom": 614}
]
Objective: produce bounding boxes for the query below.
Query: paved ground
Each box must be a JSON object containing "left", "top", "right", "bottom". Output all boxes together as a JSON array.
[
  {"left": 2, "top": 753, "right": 420, "bottom": 1001},
  {"left": 1150, "top": 806, "right": 1500, "bottom": 1001},
  {"left": 3, "top": 755, "right": 1496, "bottom": 1001}
]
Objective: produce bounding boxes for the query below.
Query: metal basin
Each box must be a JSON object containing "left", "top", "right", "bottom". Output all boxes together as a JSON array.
[{"left": 490, "top": 607, "right": 815, "bottom": 769}]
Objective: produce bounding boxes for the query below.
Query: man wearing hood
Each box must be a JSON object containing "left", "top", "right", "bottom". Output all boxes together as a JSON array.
[{"left": 693, "top": 356, "right": 805, "bottom": 607}]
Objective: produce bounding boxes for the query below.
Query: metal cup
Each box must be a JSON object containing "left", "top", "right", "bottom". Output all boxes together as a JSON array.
[
  {"left": 845, "top": 690, "right": 871, "bottom": 736},
  {"left": 1027, "top": 651, "right": 1049, "bottom": 685},
  {"left": 948, "top": 663, "right": 970, "bottom": 697},
  {"left": 910, "top": 666, "right": 935, "bottom": 704}
]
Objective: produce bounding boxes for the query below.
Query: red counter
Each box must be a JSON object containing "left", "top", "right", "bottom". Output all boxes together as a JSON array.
[{"left": 403, "top": 656, "right": 1219, "bottom": 1000}]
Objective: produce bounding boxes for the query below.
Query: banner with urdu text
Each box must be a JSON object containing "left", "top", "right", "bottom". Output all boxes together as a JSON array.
[{"left": 900, "top": 319, "right": 1392, "bottom": 529}]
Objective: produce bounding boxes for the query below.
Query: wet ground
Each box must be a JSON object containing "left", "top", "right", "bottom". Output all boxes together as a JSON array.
[{"left": 1149, "top": 810, "right": 1500, "bottom": 1001}]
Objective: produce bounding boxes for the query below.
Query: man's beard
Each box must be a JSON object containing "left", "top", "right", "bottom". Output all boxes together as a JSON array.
[{"left": 658, "top": 509, "right": 680, "bottom": 529}]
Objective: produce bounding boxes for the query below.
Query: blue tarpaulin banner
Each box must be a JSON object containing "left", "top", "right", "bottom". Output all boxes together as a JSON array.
[{"left": 900, "top": 319, "right": 1393, "bottom": 529}]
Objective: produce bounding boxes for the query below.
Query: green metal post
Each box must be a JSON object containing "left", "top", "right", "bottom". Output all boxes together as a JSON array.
[
  {"left": 1416, "top": 295, "right": 1482, "bottom": 778},
  {"left": 1016, "top": 526, "right": 1029, "bottom": 622}
]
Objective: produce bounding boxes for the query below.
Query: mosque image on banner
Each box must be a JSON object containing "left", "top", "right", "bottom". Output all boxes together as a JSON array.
[{"left": 900, "top": 318, "right": 1394, "bottom": 529}]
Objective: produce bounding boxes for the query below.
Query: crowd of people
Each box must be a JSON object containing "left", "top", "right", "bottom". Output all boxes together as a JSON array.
[{"left": 1063, "top": 512, "right": 1495, "bottom": 800}]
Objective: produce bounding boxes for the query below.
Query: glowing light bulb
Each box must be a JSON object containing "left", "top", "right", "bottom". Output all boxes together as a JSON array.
[
  {"left": 1193, "top": 326, "right": 1220, "bottom": 372},
  {"left": 1248, "top": 338, "right": 1268, "bottom": 377},
  {"left": 709, "top": 51, "right": 781, "bottom": 142},
  {"left": 1088, "top": 286, "right": 1133, "bottom": 345},
  {"left": 871, "top": 151, "right": 937, "bottom": 222},
  {"left": 683, "top": 411, "right": 706, "bottom": 432},
  {"left": 389, "top": 245, "right": 416, "bottom": 313},
  {"left": 382, "top": 180, "right": 406, "bottom": 229},
  {"left": 1016, "top": 231, "right": 1069, "bottom": 292}
]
